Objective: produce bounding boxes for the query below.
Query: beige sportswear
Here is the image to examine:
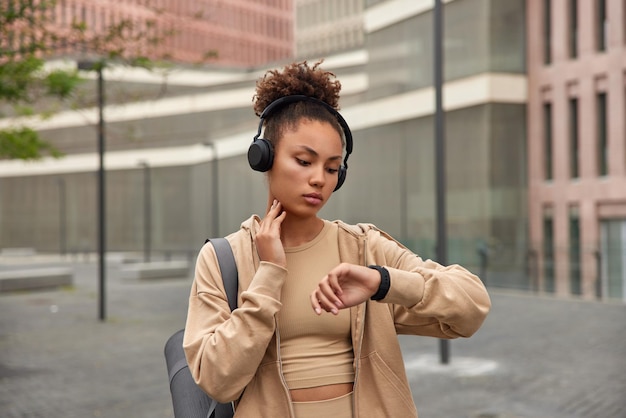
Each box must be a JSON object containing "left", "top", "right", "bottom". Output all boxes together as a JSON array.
[{"left": 183, "top": 215, "right": 491, "bottom": 418}]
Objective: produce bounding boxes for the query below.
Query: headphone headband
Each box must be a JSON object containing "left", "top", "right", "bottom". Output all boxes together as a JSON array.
[
  {"left": 249, "top": 95, "right": 353, "bottom": 191},
  {"left": 254, "top": 95, "right": 353, "bottom": 154}
]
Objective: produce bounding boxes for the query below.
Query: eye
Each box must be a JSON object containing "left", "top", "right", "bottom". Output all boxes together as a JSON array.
[
  {"left": 326, "top": 167, "right": 339, "bottom": 174},
  {"left": 296, "top": 158, "right": 310, "bottom": 166}
]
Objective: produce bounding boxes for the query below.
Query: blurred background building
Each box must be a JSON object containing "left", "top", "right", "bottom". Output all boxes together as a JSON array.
[
  {"left": 46, "top": 0, "right": 294, "bottom": 67},
  {"left": 0, "top": 0, "right": 624, "bottom": 303},
  {"left": 295, "top": 0, "right": 364, "bottom": 58}
]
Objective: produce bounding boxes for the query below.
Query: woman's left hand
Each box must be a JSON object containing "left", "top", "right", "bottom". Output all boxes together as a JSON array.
[{"left": 310, "top": 263, "right": 381, "bottom": 315}]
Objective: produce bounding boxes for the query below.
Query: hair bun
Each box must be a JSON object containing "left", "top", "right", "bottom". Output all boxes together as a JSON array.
[{"left": 253, "top": 61, "right": 341, "bottom": 116}]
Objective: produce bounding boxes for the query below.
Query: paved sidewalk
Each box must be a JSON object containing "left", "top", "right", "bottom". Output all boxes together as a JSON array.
[
  {"left": 401, "top": 291, "right": 626, "bottom": 418},
  {"left": 0, "top": 258, "right": 624, "bottom": 418}
]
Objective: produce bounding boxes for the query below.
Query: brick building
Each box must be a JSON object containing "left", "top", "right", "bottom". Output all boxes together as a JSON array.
[
  {"left": 527, "top": 0, "right": 626, "bottom": 300},
  {"left": 47, "top": 0, "right": 294, "bottom": 67}
]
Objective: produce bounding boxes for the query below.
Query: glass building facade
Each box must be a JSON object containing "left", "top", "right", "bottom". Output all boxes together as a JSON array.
[{"left": 357, "top": 0, "right": 528, "bottom": 288}]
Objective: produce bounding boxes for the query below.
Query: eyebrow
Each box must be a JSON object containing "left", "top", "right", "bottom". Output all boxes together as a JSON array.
[{"left": 297, "top": 145, "right": 342, "bottom": 161}]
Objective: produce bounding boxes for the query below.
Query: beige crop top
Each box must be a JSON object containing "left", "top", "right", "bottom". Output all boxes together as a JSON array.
[{"left": 277, "top": 220, "right": 355, "bottom": 390}]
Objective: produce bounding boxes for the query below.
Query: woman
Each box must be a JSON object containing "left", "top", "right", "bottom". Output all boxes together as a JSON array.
[{"left": 183, "top": 61, "right": 491, "bottom": 417}]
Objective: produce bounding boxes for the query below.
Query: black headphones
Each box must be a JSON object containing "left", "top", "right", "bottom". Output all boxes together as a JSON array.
[{"left": 247, "top": 95, "right": 353, "bottom": 192}]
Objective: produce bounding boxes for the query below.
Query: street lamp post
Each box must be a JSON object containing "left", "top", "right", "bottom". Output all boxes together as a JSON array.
[
  {"left": 138, "top": 161, "right": 152, "bottom": 262},
  {"left": 433, "top": 0, "right": 450, "bottom": 364},
  {"left": 57, "top": 177, "right": 67, "bottom": 256},
  {"left": 78, "top": 59, "right": 106, "bottom": 322},
  {"left": 203, "top": 141, "right": 219, "bottom": 237}
]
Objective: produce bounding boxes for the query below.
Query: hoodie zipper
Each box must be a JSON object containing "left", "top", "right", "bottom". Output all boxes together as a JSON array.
[
  {"left": 351, "top": 235, "right": 368, "bottom": 418},
  {"left": 275, "top": 318, "right": 297, "bottom": 418}
]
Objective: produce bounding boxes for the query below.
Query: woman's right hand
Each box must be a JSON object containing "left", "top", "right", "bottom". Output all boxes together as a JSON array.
[{"left": 255, "top": 199, "right": 287, "bottom": 268}]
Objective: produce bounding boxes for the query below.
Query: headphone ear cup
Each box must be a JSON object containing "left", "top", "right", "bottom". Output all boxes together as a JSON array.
[
  {"left": 334, "top": 166, "right": 347, "bottom": 192},
  {"left": 248, "top": 138, "right": 274, "bottom": 172}
]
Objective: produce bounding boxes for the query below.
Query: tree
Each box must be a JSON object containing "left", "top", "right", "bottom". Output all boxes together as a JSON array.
[{"left": 0, "top": 0, "right": 180, "bottom": 160}]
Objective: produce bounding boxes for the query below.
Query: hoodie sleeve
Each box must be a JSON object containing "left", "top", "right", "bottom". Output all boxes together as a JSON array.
[
  {"left": 366, "top": 227, "right": 491, "bottom": 339},
  {"left": 182, "top": 240, "right": 287, "bottom": 402}
]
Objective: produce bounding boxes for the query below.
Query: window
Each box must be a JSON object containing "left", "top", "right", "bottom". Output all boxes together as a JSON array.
[
  {"left": 600, "top": 220, "right": 626, "bottom": 301},
  {"left": 622, "top": 2, "right": 626, "bottom": 44},
  {"left": 569, "top": 206, "right": 581, "bottom": 295},
  {"left": 543, "top": 208, "right": 555, "bottom": 293},
  {"left": 544, "top": 102, "right": 553, "bottom": 180},
  {"left": 596, "top": 0, "right": 607, "bottom": 52},
  {"left": 49, "top": 0, "right": 57, "bottom": 23},
  {"left": 569, "top": 0, "right": 578, "bottom": 58},
  {"left": 61, "top": 0, "right": 66, "bottom": 26},
  {"left": 597, "top": 92, "right": 608, "bottom": 176},
  {"left": 18, "top": 31, "right": 25, "bottom": 53},
  {"left": 543, "top": 0, "right": 552, "bottom": 64},
  {"left": 569, "top": 98, "right": 579, "bottom": 178}
]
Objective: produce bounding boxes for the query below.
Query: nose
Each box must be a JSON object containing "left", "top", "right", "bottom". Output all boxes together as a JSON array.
[{"left": 309, "top": 164, "right": 326, "bottom": 188}]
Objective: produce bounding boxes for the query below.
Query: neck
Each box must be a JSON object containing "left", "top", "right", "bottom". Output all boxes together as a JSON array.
[{"left": 280, "top": 214, "right": 324, "bottom": 248}]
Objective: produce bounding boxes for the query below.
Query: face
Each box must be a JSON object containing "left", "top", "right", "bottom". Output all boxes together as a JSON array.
[{"left": 268, "top": 119, "right": 343, "bottom": 218}]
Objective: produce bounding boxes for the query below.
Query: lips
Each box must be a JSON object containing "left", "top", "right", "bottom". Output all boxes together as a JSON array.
[{"left": 303, "top": 193, "right": 323, "bottom": 205}]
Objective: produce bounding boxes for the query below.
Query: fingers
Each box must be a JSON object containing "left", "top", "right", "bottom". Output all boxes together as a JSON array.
[
  {"left": 310, "top": 264, "right": 379, "bottom": 315},
  {"left": 261, "top": 200, "right": 283, "bottom": 225},
  {"left": 255, "top": 200, "right": 287, "bottom": 266},
  {"left": 268, "top": 199, "right": 281, "bottom": 216},
  {"left": 258, "top": 200, "right": 286, "bottom": 236},
  {"left": 276, "top": 208, "right": 287, "bottom": 222},
  {"left": 310, "top": 270, "right": 345, "bottom": 315},
  {"left": 311, "top": 291, "right": 341, "bottom": 315}
]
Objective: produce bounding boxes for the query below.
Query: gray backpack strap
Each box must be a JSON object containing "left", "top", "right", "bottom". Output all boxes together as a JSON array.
[
  {"left": 207, "top": 399, "right": 218, "bottom": 418},
  {"left": 205, "top": 238, "right": 238, "bottom": 418},
  {"left": 207, "top": 237, "right": 238, "bottom": 312},
  {"left": 166, "top": 238, "right": 237, "bottom": 418}
]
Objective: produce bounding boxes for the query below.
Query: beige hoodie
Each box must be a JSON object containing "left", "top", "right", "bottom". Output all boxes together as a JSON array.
[{"left": 183, "top": 216, "right": 491, "bottom": 417}]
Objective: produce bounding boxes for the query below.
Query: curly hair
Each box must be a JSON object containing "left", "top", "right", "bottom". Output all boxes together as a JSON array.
[
  {"left": 253, "top": 61, "right": 341, "bottom": 115},
  {"left": 252, "top": 61, "right": 345, "bottom": 148}
]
